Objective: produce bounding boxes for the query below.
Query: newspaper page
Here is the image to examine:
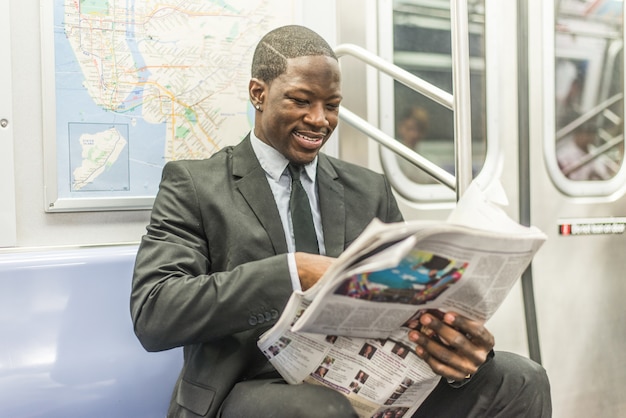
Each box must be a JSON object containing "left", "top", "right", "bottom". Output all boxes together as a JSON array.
[
  {"left": 293, "top": 220, "right": 544, "bottom": 337},
  {"left": 257, "top": 180, "right": 547, "bottom": 418},
  {"left": 258, "top": 291, "right": 441, "bottom": 417}
]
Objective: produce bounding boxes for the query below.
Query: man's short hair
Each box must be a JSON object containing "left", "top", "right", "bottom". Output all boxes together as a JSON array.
[{"left": 251, "top": 25, "right": 337, "bottom": 83}]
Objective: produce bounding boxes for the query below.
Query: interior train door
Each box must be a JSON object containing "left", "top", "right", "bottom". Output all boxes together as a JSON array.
[{"left": 528, "top": 0, "right": 626, "bottom": 417}]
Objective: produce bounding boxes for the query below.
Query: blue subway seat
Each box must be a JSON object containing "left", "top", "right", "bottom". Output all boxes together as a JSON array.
[{"left": 0, "top": 245, "right": 182, "bottom": 418}]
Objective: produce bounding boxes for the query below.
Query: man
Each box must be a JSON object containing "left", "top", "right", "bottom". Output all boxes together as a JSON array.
[
  {"left": 556, "top": 117, "right": 612, "bottom": 180},
  {"left": 131, "top": 25, "right": 551, "bottom": 418},
  {"left": 395, "top": 105, "right": 436, "bottom": 184}
]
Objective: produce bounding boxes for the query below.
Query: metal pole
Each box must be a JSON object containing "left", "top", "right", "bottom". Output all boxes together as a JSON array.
[
  {"left": 517, "top": 0, "right": 543, "bottom": 364},
  {"left": 450, "top": 0, "right": 473, "bottom": 200}
]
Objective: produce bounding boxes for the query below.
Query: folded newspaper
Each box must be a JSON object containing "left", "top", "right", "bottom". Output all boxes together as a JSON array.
[{"left": 257, "top": 180, "right": 547, "bottom": 418}]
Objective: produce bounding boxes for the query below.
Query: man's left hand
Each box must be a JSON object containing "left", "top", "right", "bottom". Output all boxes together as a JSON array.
[{"left": 408, "top": 311, "right": 494, "bottom": 381}]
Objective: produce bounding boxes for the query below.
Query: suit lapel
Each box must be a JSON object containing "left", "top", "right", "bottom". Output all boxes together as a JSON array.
[
  {"left": 232, "top": 136, "right": 288, "bottom": 254},
  {"left": 317, "top": 155, "right": 345, "bottom": 257}
]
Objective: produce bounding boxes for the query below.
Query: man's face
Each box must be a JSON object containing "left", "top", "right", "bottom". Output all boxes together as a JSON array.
[
  {"left": 251, "top": 55, "right": 342, "bottom": 165},
  {"left": 398, "top": 117, "right": 424, "bottom": 148}
]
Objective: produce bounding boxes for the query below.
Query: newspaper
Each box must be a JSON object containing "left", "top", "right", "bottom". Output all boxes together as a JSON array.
[{"left": 257, "top": 180, "right": 547, "bottom": 418}]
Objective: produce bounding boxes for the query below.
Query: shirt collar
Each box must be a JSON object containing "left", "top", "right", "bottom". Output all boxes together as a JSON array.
[{"left": 249, "top": 131, "right": 318, "bottom": 182}]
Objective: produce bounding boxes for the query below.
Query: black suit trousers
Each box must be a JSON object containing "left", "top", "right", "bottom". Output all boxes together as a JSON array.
[
  {"left": 412, "top": 351, "right": 552, "bottom": 418},
  {"left": 219, "top": 352, "right": 551, "bottom": 418}
]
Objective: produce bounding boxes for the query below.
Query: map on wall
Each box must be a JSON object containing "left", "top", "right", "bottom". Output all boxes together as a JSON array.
[{"left": 45, "top": 0, "right": 295, "bottom": 210}]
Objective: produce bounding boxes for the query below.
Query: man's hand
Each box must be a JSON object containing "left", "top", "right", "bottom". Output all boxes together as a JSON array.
[
  {"left": 294, "top": 252, "right": 335, "bottom": 291},
  {"left": 408, "top": 311, "right": 494, "bottom": 381}
]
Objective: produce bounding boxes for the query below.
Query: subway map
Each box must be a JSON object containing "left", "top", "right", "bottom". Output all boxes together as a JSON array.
[{"left": 51, "top": 0, "right": 293, "bottom": 202}]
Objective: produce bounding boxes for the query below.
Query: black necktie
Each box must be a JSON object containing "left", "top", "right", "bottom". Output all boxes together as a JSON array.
[{"left": 287, "top": 163, "right": 319, "bottom": 254}]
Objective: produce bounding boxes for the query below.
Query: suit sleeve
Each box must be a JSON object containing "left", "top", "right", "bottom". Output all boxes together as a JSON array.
[
  {"left": 130, "top": 162, "right": 292, "bottom": 352},
  {"left": 381, "top": 174, "right": 404, "bottom": 223}
]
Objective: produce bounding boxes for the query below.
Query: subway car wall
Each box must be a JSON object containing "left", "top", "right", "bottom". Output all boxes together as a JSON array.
[{"left": 1, "top": 0, "right": 626, "bottom": 417}]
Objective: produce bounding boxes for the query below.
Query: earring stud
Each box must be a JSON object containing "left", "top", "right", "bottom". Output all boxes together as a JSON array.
[{"left": 256, "top": 104, "right": 261, "bottom": 110}]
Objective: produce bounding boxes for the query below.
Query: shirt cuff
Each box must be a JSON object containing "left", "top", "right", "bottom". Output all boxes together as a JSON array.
[{"left": 287, "top": 252, "right": 302, "bottom": 292}]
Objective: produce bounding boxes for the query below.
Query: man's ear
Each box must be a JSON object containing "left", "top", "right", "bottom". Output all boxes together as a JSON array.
[{"left": 249, "top": 78, "right": 266, "bottom": 106}]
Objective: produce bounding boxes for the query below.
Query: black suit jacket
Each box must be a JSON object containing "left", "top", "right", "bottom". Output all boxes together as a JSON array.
[{"left": 131, "top": 135, "right": 403, "bottom": 417}]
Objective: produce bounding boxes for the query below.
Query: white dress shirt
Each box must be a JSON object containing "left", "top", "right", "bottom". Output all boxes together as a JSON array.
[{"left": 249, "top": 132, "right": 327, "bottom": 291}]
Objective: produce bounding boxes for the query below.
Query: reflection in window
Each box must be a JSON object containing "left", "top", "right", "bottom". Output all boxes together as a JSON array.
[
  {"left": 554, "top": 0, "right": 624, "bottom": 182},
  {"left": 392, "top": 0, "right": 486, "bottom": 185}
]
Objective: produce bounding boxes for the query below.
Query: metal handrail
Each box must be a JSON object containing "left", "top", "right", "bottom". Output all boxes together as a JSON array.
[
  {"left": 338, "top": 106, "right": 457, "bottom": 190},
  {"left": 556, "top": 93, "right": 623, "bottom": 141},
  {"left": 555, "top": 92, "right": 623, "bottom": 176},
  {"left": 334, "top": 44, "right": 454, "bottom": 109},
  {"left": 334, "top": 0, "right": 473, "bottom": 200},
  {"left": 561, "top": 133, "right": 623, "bottom": 177}
]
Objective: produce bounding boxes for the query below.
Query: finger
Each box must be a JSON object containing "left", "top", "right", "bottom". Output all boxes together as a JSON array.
[
  {"left": 441, "top": 312, "right": 495, "bottom": 350},
  {"left": 418, "top": 313, "right": 491, "bottom": 367},
  {"left": 410, "top": 330, "right": 477, "bottom": 381}
]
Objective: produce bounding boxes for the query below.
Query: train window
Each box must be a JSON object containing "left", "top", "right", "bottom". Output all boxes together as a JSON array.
[
  {"left": 379, "top": 0, "right": 489, "bottom": 203},
  {"left": 546, "top": 0, "right": 626, "bottom": 196}
]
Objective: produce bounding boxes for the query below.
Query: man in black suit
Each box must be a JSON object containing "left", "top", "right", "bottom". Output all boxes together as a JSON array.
[{"left": 131, "top": 25, "right": 551, "bottom": 418}]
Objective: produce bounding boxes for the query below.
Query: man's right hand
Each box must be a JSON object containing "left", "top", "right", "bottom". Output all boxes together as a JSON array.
[{"left": 294, "top": 252, "right": 335, "bottom": 291}]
